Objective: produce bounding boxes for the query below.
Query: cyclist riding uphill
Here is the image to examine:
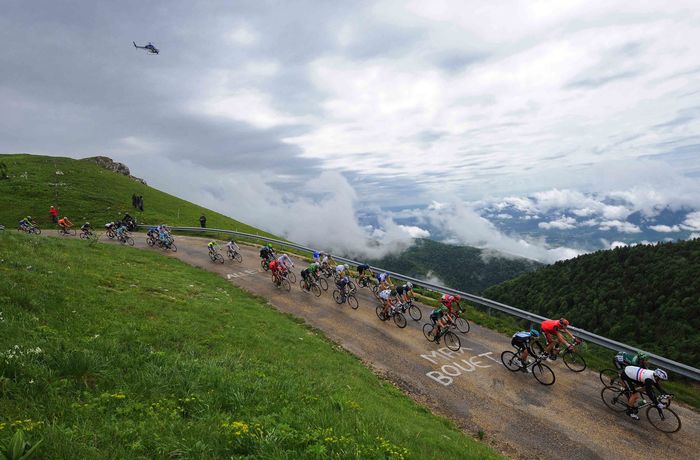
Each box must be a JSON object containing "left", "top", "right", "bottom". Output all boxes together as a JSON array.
[
  {"left": 260, "top": 244, "right": 275, "bottom": 261},
  {"left": 58, "top": 216, "right": 73, "bottom": 231},
  {"left": 19, "top": 215, "right": 35, "bottom": 230},
  {"left": 395, "top": 282, "right": 414, "bottom": 304},
  {"left": 376, "top": 272, "right": 392, "bottom": 290},
  {"left": 207, "top": 240, "right": 220, "bottom": 254},
  {"left": 277, "top": 253, "right": 294, "bottom": 272},
  {"left": 80, "top": 222, "right": 91, "bottom": 232},
  {"left": 613, "top": 351, "right": 650, "bottom": 370},
  {"left": 541, "top": 318, "right": 578, "bottom": 361},
  {"left": 621, "top": 367, "right": 669, "bottom": 420},
  {"left": 440, "top": 294, "right": 461, "bottom": 314},
  {"left": 511, "top": 329, "right": 540, "bottom": 372},
  {"left": 428, "top": 303, "right": 452, "bottom": 344}
]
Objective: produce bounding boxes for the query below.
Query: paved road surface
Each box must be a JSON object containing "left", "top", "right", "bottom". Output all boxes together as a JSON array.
[{"left": 56, "top": 231, "right": 700, "bottom": 459}]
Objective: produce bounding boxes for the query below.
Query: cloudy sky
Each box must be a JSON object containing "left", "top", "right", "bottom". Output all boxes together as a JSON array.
[{"left": 2, "top": 1, "right": 700, "bottom": 261}]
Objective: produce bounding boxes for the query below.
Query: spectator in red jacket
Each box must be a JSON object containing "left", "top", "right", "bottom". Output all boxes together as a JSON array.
[{"left": 50, "top": 205, "right": 58, "bottom": 224}]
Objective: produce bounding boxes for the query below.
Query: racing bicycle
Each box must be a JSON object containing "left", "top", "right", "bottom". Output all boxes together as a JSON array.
[
  {"left": 376, "top": 303, "right": 407, "bottom": 328},
  {"left": 422, "top": 322, "right": 461, "bottom": 352},
  {"left": 209, "top": 249, "right": 225, "bottom": 264},
  {"left": 531, "top": 337, "right": 587, "bottom": 372},
  {"left": 600, "top": 388, "right": 681, "bottom": 433},
  {"left": 500, "top": 350, "right": 556, "bottom": 385}
]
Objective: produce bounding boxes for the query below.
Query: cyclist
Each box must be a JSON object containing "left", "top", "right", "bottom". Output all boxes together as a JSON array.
[
  {"left": 158, "top": 225, "right": 173, "bottom": 247},
  {"left": 440, "top": 294, "right": 461, "bottom": 312},
  {"left": 115, "top": 222, "right": 128, "bottom": 239},
  {"left": 146, "top": 226, "right": 158, "bottom": 240},
  {"left": 226, "top": 239, "right": 240, "bottom": 256},
  {"left": 376, "top": 272, "right": 392, "bottom": 290},
  {"left": 613, "top": 351, "right": 650, "bottom": 371},
  {"left": 268, "top": 259, "right": 282, "bottom": 284},
  {"left": 621, "top": 366, "right": 669, "bottom": 420},
  {"left": 541, "top": 318, "right": 577, "bottom": 360},
  {"left": 58, "top": 216, "right": 73, "bottom": 233},
  {"left": 320, "top": 252, "right": 335, "bottom": 271},
  {"left": 207, "top": 240, "right": 220, "bottom": 255},
  {"left": 260, "top": 244, "right": 275, "bottom": 262},
  {"left": 395, "top": 282, "right": 414, "bottom": 305},
  {"left": 19, "top": 215, "right": 35, "bottom": 231},
  {"left": 312, "top": 251, "right": 322, "bottom": 265},
  {"left": 335, "top": 264, "right": 347, "bottom": 278},
  {"left": 378, "top": 287, "right": 396, "bottom": 317},
  {"left": 428, "top": 303, "right": 451, "bottom": 344},
  {"left": 277, "top": 253, "right": 294, "bottom": 271},
  {"left": 511, "top": 329, "right": 540, "bottom": 372},
  {"left": 357, "top": 263, "right": 373, "bottom": 286},
  {"left": 336, "top": 274, "right": 351, "bottom": 300},
  {"left": 80, "top": 222, "right": 92, "bottom": 234},
  {"left": 307, "top": 262, "right": 322, "bottom": 283}
]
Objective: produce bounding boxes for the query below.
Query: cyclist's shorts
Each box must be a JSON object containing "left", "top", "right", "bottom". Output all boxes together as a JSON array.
[
  {"left": 543, "top": 331, "right": 555, "bottom": 343},
  {"left": 511, "top": 337, "right": 529, "bottom": 351}
]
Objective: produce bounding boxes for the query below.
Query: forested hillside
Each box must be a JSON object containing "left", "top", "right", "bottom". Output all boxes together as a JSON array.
[
  {"left": 368, "top": 238, "right": 542, "bottom": 293},
  {"left": 484, "top": 239, "right": 700, "bottom": 367}
]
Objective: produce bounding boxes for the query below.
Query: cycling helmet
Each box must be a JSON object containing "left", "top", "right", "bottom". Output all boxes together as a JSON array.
[
  {"left": 267, "top": 244, "right": 272, "bottom": 249},
  {"left": 454, "top": 295, "right": 461, "bottom": 302},
  {"left": 559, "top": 318, "right": 570, "bottom": 327},
  {"left": 638, "top": 351, "right": 649, "bottom": 360},
  {"left": 654, "top": 369, "right": 668, "bottom": 380},
  {"left": 86, "top": 222, "right": 90, "bottom": 226},
  {"left": 27, "top": 216, "right": 32, "bottom": 219},
  {"left": 406, "top": 282, "right": 413, "bottom": 289},
  {"left": 313, "top": 251, "right": 320, "bottom": 258},
  {"left": 530, "top": 328, "right": 540, "bottom": 338}
]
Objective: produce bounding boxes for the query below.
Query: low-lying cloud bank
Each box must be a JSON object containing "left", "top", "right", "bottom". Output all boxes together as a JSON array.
[{"left": 143, "top": 157, "right": 581, "bottom": 263}]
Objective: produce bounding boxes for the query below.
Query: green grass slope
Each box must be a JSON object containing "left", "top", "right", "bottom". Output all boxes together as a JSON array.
[
  {"left": 0, "top": 232, "right": 501, "bottom": 459},
  {"left": 484, "top": 239, "right": 700, "bottom": 368},
  {"left": 0, "top": 153, "right": 275, "bottom": 237},
  {"left": 369, "top": 238, "right": 542, "bottom": 293}
]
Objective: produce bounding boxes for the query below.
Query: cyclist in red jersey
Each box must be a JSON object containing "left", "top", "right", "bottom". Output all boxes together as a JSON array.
[
  {"left": 541, "top": 318, "right": 576, "bottom": 360},
  {"left": 268, "top": 260, "right": 281, "bottom": 284}
]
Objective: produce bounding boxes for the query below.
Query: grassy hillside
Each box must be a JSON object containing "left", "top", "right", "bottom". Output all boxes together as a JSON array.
[
  {"left": 484, "top": 239, "right": 700, "bottom": 368},
  {"left": 369, "top": 238, "right": 542, "bottom": 293},
  {"left": 0, "top": 153, "right": 275, "bottom": 237},
  {"left": 0, "top": 232, "right": 501, "bottom": 459}
]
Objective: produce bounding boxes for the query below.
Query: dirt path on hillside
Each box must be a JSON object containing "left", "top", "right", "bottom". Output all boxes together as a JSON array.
[{"left": 54, "top": 232, "right": 700, "bottom": 459}]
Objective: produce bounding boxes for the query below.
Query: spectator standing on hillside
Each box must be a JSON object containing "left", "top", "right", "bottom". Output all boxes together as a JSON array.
[
  {"left": 132, "top": 193, "right": 137, "bottom": 208},
  {"left": 199, "top": 214, "right": 206, "bottom": 228},
  {"left": 138, "top": 195, "right": 144, "bottom": 212},
  {"left": 50, "top": 205, "right": 58, "bottom": 223}
]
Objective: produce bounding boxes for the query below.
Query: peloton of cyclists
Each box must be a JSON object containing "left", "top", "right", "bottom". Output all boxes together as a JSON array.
[{"left": 541, "top": 318, "right": 578, "bottom": 361}]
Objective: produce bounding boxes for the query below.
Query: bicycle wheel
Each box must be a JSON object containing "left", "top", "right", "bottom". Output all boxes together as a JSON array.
[
  {"left": 69, "top": 228, "right": 77, "bottom": 236},
  {"left": 422, "top": 323, "right": 436, "bottom": 341},
  {"left": 531, "top": 340, "right": 545, "bottom": 357},
  {"left": 601, "top": 386, "right": 628, "bottom": 412},
  {"left": 147, "top": 237, "right": 155, "bottom": 246},
  {"left": 393, "top": 311, "right": 407, "bottom": 328},
  {"left": 563, "top": 350, "right": 586, "bottom": 372},
  {"left": 646, "top": 406, "right": 681, "bottom": 433},
  {"left": 454, "top": 317, "right": 470, "bottom": 334},
  {"left": 443, "top": 331, "right": 461, "bottom": 351},
  {"left": 318, "top": 277, "right": 328, "bottom": 291},
  {"left": 347, "top": 281, "right": 357, "bottom": 293},
  {"left": 126, "top": 236, "right": 134, "bottom": 246},
  {"left": 375, "top": 306, "right": 388, "bottom": 321},
  {"left": 500, "top": 351, "right": 521, "bottom": 372},
  {"left": 281, "top": 278, "right": 291, "bottom": 292},
  {"left": 408, "top": 304, "right": 422, "bottom": 321},
  {"left": 600, "top": 369, "right": 622, "bottom": 386},
  {"left": 332, "top": 290, "right": 343, "bottom": 304},
  {"left": 260, "top": 260, "right": 269, "bottom": 271},
  {"left": 80, "top": 232, "right": 87, "bottom": 240},
  {"left": 286, "top": 272, "right": 297, "bottom": 283},
  {"left": 347, "top": 295, "right": 359, "bottom": 310},
  {"left": 234, "top": 252, "right": 242, "bottom": 263},
  {"left": 532, "top": 362, "right": 556, "bottom": 386},
  {"left": 215, "top": 254, "right": 224, "bottom": 264},
  {"left": 169, "top": 243, "right": 177, "bottom": 252},
  {"left": 310, "top": 284, "right": 322, "bottom": 298}
]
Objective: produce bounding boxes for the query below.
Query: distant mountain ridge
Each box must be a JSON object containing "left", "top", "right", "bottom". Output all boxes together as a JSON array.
[
  {"left": 484, "top": 238, "right": 700, "bottom": 367},
  {"left": 368, "top": 238, "right": 543, "bottom": 293}
]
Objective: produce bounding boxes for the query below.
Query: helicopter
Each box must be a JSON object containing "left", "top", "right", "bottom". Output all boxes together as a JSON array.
[{"left": 133, "top": 41, "right": 159, "bottom": 54}]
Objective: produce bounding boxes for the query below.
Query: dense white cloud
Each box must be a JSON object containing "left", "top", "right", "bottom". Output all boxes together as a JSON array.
[
  {"left": 649, "top": 224, "right": 681, "bottom": 233},
  {"left": 681, "top": 211, "right": 700, "bottom": 231},
  {"left": 538, "top": 216, "right": 577, "bottom": 230},
  {"left": 598, "top": 220, "right": 642, "bottom": 234}
]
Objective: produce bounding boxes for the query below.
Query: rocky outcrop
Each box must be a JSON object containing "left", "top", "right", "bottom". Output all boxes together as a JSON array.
[{"left": 83, "top": 156, "right": 147, "bottom": 185}]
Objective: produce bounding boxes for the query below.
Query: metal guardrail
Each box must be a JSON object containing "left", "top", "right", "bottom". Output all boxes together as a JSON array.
[{"left": 145, "top": 225, "right": 700, "bottom": 381}]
